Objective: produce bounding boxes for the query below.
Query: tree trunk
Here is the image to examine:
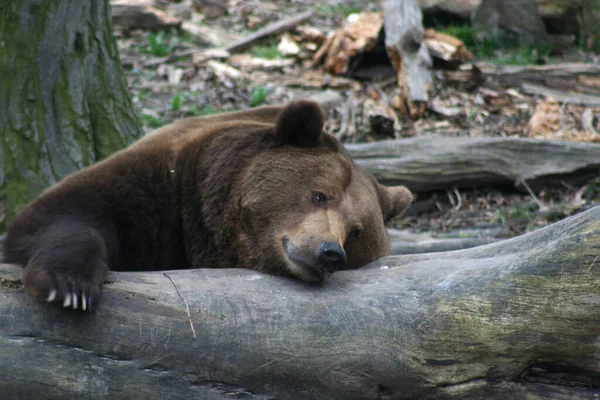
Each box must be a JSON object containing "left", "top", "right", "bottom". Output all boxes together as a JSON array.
[
  {"left": 383, "top": 0, "right": 432, "bottom": 119},
  {"left": 0, "top": 0, "right": 142, "bottom": 232},
  {"left": 580, "top": 0, "right": 600, "bottom": 49},
  {"left": 472, "top": 0, "right": 549, "bottom": 45},
  {"left": 1, "top": 205, "right": 600, "bottom": 399}
]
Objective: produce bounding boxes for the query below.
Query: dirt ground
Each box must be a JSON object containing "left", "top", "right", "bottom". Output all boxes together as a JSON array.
[{"left": 115, "top": 0, "right": 600, "bottom": 244}]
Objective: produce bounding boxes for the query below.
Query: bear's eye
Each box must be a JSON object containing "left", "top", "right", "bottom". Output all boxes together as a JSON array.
[
  {"left": 348, "top": 229, "right": 361, "bottom": 240},
  {"left": 313, "top": 192, "right": 328, "bottom": 205}
]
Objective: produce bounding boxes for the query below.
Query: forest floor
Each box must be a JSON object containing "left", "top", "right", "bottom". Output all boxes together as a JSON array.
[{"left": 114, "top": 0, "right": 600, "bottom": 248}]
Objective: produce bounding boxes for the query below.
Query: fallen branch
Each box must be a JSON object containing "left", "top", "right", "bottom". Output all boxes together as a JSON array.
[
  {"left": 479, "top": 62, "right": 600, "bottom": 80},
  {"left": 225, "top": 10, "right": 314, "bottom": 54},
  {"left": 521, "top": 83, "right": 600, "bottom": 107},
  {"left": 2, "top": 205, "right": 600, "bottom": 399},
  {"left": 424, "top": 28, "right": 472, "bottom": 65},
  {"left": 346, "top": 135, "right": 600, "bottom": 191}
]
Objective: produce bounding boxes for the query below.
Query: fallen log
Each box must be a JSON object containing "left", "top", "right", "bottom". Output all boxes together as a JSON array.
[
  {"left": 477, "top": 63, "right": 600, "bottom": 96},
  {"left": 478, "top": 62, "right": 600, "bottom": 80},
  {"left": 346, "top": 135, "right": 600, "bottom": 191},
  {"left": 2, "top": 204, "right": 600, "bottom": 399},
  {"left": 521, "top": 83, "right": 600, "bottom": 107}
]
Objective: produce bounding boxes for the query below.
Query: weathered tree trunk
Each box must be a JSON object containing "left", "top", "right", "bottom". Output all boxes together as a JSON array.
[
  {"left": 383, "top": 0, "right": 432, "bottom": 119},
  {"left": 0, "top": 0, "right": 142, "bottom": 232},
  {"left": 472, "top": 0, "right": 549, "bottom": 45},
  {"left": 1, "top": 205, "right": 600, "bottom": 399},
  {"left": 580, "top": 0, "right": 600, "bottom": 49},
  {"left": 347, "top": 135, "right": 600, "bottom": 191}
]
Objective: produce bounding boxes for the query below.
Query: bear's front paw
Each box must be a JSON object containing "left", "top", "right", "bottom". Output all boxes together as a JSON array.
[{"left": 22, "top": 260, "right": 108, "bottom": 312}]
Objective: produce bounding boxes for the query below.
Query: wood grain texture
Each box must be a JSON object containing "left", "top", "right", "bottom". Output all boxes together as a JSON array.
[
  {"left": 2, "top": 206, "right": 600, "bottom": 399},
  {"left": 346, "top": 135, "right": 600, "bottom": 191}
]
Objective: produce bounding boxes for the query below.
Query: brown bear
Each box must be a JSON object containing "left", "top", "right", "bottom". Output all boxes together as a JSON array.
[{"left": 3, "top": 100, "right": 413, "bottom": 311}]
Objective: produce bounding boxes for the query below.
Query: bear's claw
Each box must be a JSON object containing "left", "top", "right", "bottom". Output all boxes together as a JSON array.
[
  {"left": 56, "top": 291, "right": 90, "bottom": 311},
  {"left": 47, "top": 289, "right": 95, "bottom": 312},
  {"left": 46, "top": 289, "right": 57, "bottom": 302},
  {"left": 63, "top": 294, "right": 71, "bottom": 308}
]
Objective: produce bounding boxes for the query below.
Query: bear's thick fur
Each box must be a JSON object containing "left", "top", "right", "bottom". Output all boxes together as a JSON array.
[{"left": 3, "top": 100, "right": 413, "bottom": 311}]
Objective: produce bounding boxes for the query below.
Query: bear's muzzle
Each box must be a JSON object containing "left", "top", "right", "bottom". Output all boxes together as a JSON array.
[
  {"left": 283, "top": 238, "right": 347, "bottom": 282},
  {"left": 318, "top": 241, "right": 346, "bottom": 273}
]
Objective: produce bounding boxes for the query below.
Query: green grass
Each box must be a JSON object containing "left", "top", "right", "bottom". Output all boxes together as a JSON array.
[
  {"left": 441, "top": 24, "right": 478, "bottom": 49},
  {"left": 251, "top": 40, "right": 282, "bottom": 59},
  {"left": 172, "top": 94, "right": 182, "bottom": 112},
  {"left": 438, "top": 24, "right": 553, "bottom": 65},
  {"left": 192, "top": 105, "right": 221, "bottom": 117},
  {"left": 491, "top": 45, "right": 552, "bottom": 65},
  {"left": 142, "top": 31, "right": 179, "bottom": 57},
  {"left": 251, "top": 85, "right": 271, "bottom": 107},
  {"left": 140, "top": 114, "right": 167, "bottom": 129}
]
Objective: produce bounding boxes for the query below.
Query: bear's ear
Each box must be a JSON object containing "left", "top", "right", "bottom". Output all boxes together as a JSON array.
[
  {"left": 377, "top": 184, "right": 414, "bottom": 223},
  {"left": 275, "top": 100, "right": 324, "bottom": 146}
]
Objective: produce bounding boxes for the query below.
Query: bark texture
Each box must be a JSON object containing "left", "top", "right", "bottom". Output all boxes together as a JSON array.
[
  {"left": 0, "top": 0, "right": 142, "bottom": 232},
  {"left": 346, "top": 135, "right": 600, "bottom": 191},
  {"left": 472, "top": 0, "right": 549, "bottom": 45},
  {"left": 1, "top": 206, "right": 600, "bottom": 399},
  {"left": 383, "top": 0, "right": 432, "bottom": 119},
  {"left": 580, "top": 0, "right": 600, "bottom": 48}
]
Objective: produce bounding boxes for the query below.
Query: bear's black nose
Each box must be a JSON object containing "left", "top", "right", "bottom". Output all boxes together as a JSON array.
[{"left": 318, "top": 242, "right": 347, "bottom": 273}]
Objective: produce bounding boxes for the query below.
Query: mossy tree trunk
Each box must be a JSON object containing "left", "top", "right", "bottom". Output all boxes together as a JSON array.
[{"left": 0, "top": 0, "right": 142, "bottom": 232}]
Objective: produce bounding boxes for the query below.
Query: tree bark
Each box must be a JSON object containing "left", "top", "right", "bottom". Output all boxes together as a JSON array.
[
  {"left": 1, "top": 205, "right": 600, "bottom": 399},
  {"left": 472, "top": 0, "right": 549, "bottom": 45},
  {"left": 346, "top": 135, "right": 600, "bottom": 191},
  {"left": 580, "top": 0, "right": 600, "bottom": 48},
  {"left": 383, "top": 0, "right": 432, "bottom": 119},
  {"left": 0, "top": 0, "right": 142, "bottom": 232}
]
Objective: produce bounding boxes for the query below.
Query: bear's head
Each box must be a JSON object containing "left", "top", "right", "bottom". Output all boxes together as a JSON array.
[{"left": 235, "top": 100, "right": 413, "bottom": 282}]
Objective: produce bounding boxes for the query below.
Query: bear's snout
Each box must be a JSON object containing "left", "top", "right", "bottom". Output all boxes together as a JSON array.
[
  {"left": 318, "top": 242, "right": 346, "bottom": 273},
  {"left": 282, "top": 237, "right": 346, "bottom": 282}
]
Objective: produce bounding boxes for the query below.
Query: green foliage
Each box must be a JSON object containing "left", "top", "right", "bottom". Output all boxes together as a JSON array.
[
  {"left": 140, "top": 114, "right": 167, "bottom": 129},
  {"left": 441, "top": 24, "right": 477, "bottom": 49},
  {"left": 490, "top": 45, "right": 553, "bottom": 66},
  {"left": 251, "top": 85, "right": 271, "bottom": 107},
  {"left": 192, "top": 104, "right": 221, "bottom": 117},
  {"left": 468, "top": 107, "right": 478, "bottom": 121},
  {"left": 251, "top": 40, "right": 282, "bottom": 59},
  {"left": 172, "top": 94, "right": 182, "bottom": 112},
  {"left": 143, "top": 31, "right": 179, "bottom": 57},
  {"left": 438, "top": 24, "right": 553, "bottom": 65}
]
